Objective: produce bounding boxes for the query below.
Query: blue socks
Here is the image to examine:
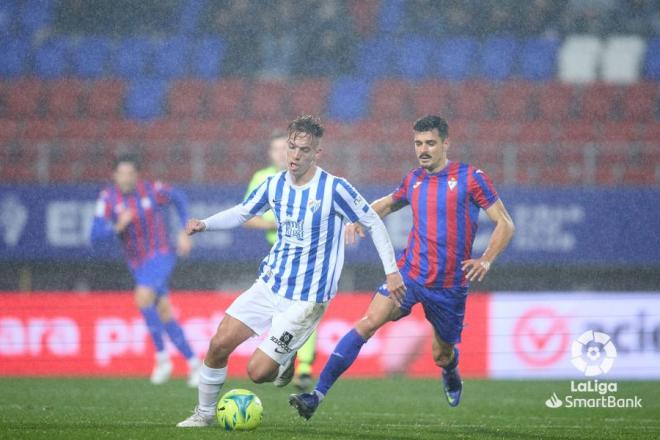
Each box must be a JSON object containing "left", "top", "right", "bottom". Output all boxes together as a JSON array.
[
  {"left": 164, "top": 320, "right": 194, "bottom": 360},
  {"left": 140, "top": 305, "right": 165, "bottom": 352},
  {"left": 444, "top": 347, "right": 459, "bottom": 371},
  {"left": 316, "top": 329, "right": 367, "bottom": 396}
]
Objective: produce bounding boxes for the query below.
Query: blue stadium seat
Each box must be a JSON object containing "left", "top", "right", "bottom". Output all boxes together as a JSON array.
[
  {"left": 327, "top": 77, "right": 371, "bottom": 122},
  {"left": 125, "top": 79, "right": 168, "bottom": 120},
  {"left": 479, "top": 37, "right": 518, "bottom": 80},
  {"left": 18, "top": 0, "right": 54, "bottom": 35},
  {"left": 643, "top": 37, "right": 660, "bottom": 81},
  {"left": 355, "top": 38, "right": 396, "bottom": 78},
  {"left": 0, "top": 1, "right": 18, "bottom": 37},
  {"left": 153, "top": 37, "right": 190, "bottom": 79},
  {"left": 34, "top": 38, "right": 69, "bottom": 79},
  {"left": 0, "top": 38, "right": 30, "bottom": 77},
  {"left": 178, "top": 0, "right": 204, "bottom": 35},
  {"left": 436, "top": 37, "right": 477, "bottom": 80},
  {"left": 114, "top": 37, "right": 152, "bottom": 79},
  {"left": 191, "top": 38, "right": 225, "bottom": 78},
  {"left": 73, "top": 37, "right": 112, "bottom": 79},
  {"left": 378, "top": 0, "right": 406, "bottom": 34},
  {"left": 396, "top": 36, "right": 436, "bottom": 80},
  {"left": 520, "top": 37, "right": 560, "bottom": 80}
]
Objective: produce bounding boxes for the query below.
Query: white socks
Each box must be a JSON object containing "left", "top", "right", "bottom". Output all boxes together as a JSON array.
[
  {"left": 198, "top": 362, "right": 227, "bottom": 416},
  {"left": 314, "top": 390, "right": 325, "bottom": 402},
  {"left": 155, "top": 351, "right": 169, "bottom": 363}
]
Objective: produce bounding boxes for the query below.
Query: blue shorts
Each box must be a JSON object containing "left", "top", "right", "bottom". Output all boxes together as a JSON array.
[
  {"left": 130, "top": 253, "right": 176, "bottom": 297},
  {"left": 377, "top": 272, "right": 468, "bottom": 345}
]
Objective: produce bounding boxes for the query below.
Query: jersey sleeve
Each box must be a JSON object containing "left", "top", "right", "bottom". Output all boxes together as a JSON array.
[
  {"left": 469, "top": 167, "right": 499, "bottom": 209},
  {"left": 332, "top": 178, "right": 372, "bottom": 223},
  {"left": 90, "top": 189, "right": 115, "bottom": 243},
  {"left": 391, "top": 171, "right": 413, "bottom": 205},
  {"left": 203, "top": 178, "right": 272, "bottom": 230},
  {"left": 153, "top": 181, "right": 189, "bottom": 227},
  {"left": 242, "top": 177, "right": 272, "bottom": 216}
]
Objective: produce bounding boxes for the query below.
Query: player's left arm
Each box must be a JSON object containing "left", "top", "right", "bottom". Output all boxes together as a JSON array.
[
  {"left": 461, "top": 199, "right": 515, "bottom": 282},
  {"left": 155, "top": 182, "right": 193, "bottom": 257}
]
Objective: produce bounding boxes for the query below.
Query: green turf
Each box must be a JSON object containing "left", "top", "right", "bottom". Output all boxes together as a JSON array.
[{"left": 0, "top": 378, "right": 658, "bottom": 439}]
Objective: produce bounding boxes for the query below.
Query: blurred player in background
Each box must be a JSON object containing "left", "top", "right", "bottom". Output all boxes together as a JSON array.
[
  {"left": 177, "top": 115, "right": 405, "bottom": 427},
  {"left": 91, "top": 153, "right": 201, "bottom": 387},
  {"left": 243, "top": 130, "right": 319, "bottom": 391},
  {"left": 290, "top": 115, "right": 515, "bottom": 419}
]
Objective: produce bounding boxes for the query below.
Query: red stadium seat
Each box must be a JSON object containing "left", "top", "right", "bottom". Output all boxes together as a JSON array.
[
  {"left": 0, "top": 119, "right": 20, "bottom": 143},
  {"left": 578, "top": 83, "right": 618, "bottom": 121},
  {"left": 471, "top": 121, "right": 515, "bottom": 144},
  {"left": 515, "top": 121, "right": 555, "bottom": 144},
  {"left": 207, "top": 79, "right": 246, "bottom": 119},
  {"left": 221, "top": 119, "right": 267, "bottom": 143},
  {"left": 4, "top": 78, "right": 43, "bottom": 118},
  {"left": 248, "top": 80, "right": 288, "bottom": 121},
  {"left": 410, "top": 80, "right": 452, "bottom": 118},
  {"left": 370, "top": 80, "right": 411, "bottom": 120},
  {"left": 86, "top": 80, "right": 126, "bottom": 118},
  {"left": 598, "top": 121, "right": 640, "bottom": 143},
  {"left": 168, "top": 79, "right": 206, "bottom": 118},
  {"left": 446, "top": 119, "right": 472, "bottom": 146},
  {"left": 558, "top": 121, "right": 597, "bottom": 144},
  {"left": 451, "top": 81, "right": 493, "bottom": 120},
  {"left": 21, "top": 119, "right": 59, "bottom": 141},
  {"left": 143, "top": 119, "right": 182, "bottom": 142},
  {"left": 639, "top": 122, "right": 660, "bottom": 142},
  {"left": 289, "top": 78, "right": 330, "bottom": 117},
  {"left": 60, "top": 119, "right": 101, "bottom": 142},
  {"left": 45, "top": 79, "right": 86, "bottom": 118},
  {"left": 494, "top": 81, "right": 535, "bottom": 121},
  {"left": 537, "top": 83, "right": 574, "bottom": 122},
  {"left": 183, "top": 120, "right": 225, "bottom": 142},
  {"left": 620, "top": 82, "right": 658, "bottom": 121},
  {"left": 104, "top": 119, "right": 144, "bottom": 143}
]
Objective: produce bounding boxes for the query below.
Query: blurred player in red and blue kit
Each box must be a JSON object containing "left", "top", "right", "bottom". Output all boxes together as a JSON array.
[
  {"left": 91, "top": 153, "right": 200, "bottom": 386},
  {"left": 290, "top": 115, "right": 515, "bottom": 419}
]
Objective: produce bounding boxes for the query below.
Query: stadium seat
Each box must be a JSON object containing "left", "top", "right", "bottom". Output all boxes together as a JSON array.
[
  {"left": 437, "top": 37, "right": 477, "bottom": 80},
  {"left": 537, "top": 83, "right": 574, "bottom": 122},
  {"left": 471, "top": 121, "right": 515, "bottom": 144},
  {"left": 355, "top": 38, "right": 396, "bottom": 78},
  {"left": 558, "top": 35, "right": 603, "bottom": 84},
  {"left": 191, "top": 37, "right": 226, "bottom": 78},
  {"left": 60, "top": 119, "right": 101, "bottom": 142},
  {"left": 73, "top": 37, "right": 112, "bottom": 79},
  {"left": 113, "top": 37, "right": 152, "bottom": 79},
  {"left": 4, "top": 78, "right": 43, "bottom": 118},
  {"left": 17, "top": 0, "right": 54, "bottom": 35},
  {"left": 86, "top": 79, "right": 125, "bottom": 118},
  {"left": 410, "top": 80, "right": 452, "bottom": 118},
  {"left": 327, "top": 77, "right": 371, "bottom": 122},
  {"left": 640, "top": 122, "right": 660, "bottom": 142},
  {"left": 519, "top": 37, "right": 560, "bottom": 81},
  {"left": 479, "top": 37, "right": 518, "bottom": 80},
  {"left": 396, "top": 37, "right": 435, "bottom": 80},
  {"left": 104, "top": 119, "right": 144, "bottom": 143},
  {"left": 168, "top": 79, "right": 206, "bottom": 118},
  {"left": 125, "top": 79, "right": 168, "bottom": 120},
  {"left": 349, "top": 0, "right": 379, "bottom": 38},
  {"left": 494, "top": 81, "right": 534, "bottom": 121},
  {"left": 378, "top": 0, "right": 405, "bottom": 33},
  {"left": 515, "top": 121, "right": 555, "bottom": 144},
  {"left": 143, "top": 119, "right": 182, "bottom": 142},
  {"left": 207, "top": 79, "right": 246, "bottom": 119},
  {"left": 451, "top": 81, "right": 493, "bottom": 120},
  {"left": 370, "top": 79, "right": 410, "bottom": 120},
  {"left": 248, "top": 80, "right": 288, "bottom": 121},
  {"left": 34, "top": 38, "right": 70, "bottom": 79},
  {"left": 153, "top": 37, "right": 190, "bottom": 79},
  {"left": 183, "top": 120, "right": 225, "bottom": 142},
  {"left": 0, "top": 119, "right": 20, "bottom": 143},
  {"left": 578, "top": 83, "right": 618, "bottom": 121},
  {"left": 21, "top": 119, "right": 59, "bottom": 142},
  {"left": 601, "top": 35, "right": 646, "bottom": 84},
  {"left": 44, "top": 79, "right": 85, "bottom": 118},
  {"left": 289, "top": 78, "right": 330, "bottom": 116},
  {"left": 0, "top": 38, "right": 30, "bottom": 77},
  {"left": 621, "top": 82, "right": 658, "bottom": 121},
  {"left": 643, "top": 37, "right": 660, "bottom": 81},
  {"left": 558, "top": 121, "right": 597, "bottom": 144}
]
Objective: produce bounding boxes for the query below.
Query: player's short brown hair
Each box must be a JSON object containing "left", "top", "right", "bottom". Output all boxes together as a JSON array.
[
  {"left": 413, "top": 115, "right": 449, "bottom": 140},
  {"left": 113, "top": 152, "right": 141, "bottom": 171},
  {"left": 288, "top": 115, "right": 324, "bottom": 141}
]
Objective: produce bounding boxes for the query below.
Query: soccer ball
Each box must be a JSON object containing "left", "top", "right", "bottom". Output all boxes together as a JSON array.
[{"left": 216, "top": 389, "right": 263, "bottom": 431}]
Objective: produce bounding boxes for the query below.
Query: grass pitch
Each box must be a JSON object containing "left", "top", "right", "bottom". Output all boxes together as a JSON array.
[{"left": 1, "top": 377, "right": 658, "bottom": 439}]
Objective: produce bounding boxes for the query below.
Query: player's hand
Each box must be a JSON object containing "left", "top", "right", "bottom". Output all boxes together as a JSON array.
[
  {"left": 176, "top": 230, "right": 193, "bottom": 257},
  {"left": 461, "top": 258, "right": 491, "bottom": 282},
  {"left": 185, "top": 218, "right": 206, "bottom": 236},
  {"left": 386, "top": 271, "right": 406, "bottom": 307},
  {"left": 114, "top": 209, "right": 133, "bottom": 233},
  {"left": 345, "top": 223, "right": 366, "bottom": 245}
]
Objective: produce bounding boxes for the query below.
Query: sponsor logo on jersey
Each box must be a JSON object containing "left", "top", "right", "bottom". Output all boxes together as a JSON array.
[{"left": 283, "top": 219, "right": 305, "bottom": 240}]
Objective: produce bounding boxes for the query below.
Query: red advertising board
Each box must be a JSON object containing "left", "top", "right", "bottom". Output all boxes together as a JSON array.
[{"left": 0, "top": 292, "right": 489, "bottom": 378}]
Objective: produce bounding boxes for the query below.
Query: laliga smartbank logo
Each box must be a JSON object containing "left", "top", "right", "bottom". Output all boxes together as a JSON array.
[{"left": 545, "top": 330, "right": 643, "bottom": 409}]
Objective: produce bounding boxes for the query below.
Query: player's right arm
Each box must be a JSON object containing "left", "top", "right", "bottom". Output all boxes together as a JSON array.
[{"left": 90, "top": 190, "right": 132, "bottom": 244}]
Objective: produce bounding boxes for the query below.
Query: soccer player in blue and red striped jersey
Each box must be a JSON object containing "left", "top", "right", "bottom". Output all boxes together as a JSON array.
[
  {"left": 290, "top": 115, "right": 515, "bottom": 419},
  {"left": 91, "top": 153, "right": 200, "bottom": 387}
]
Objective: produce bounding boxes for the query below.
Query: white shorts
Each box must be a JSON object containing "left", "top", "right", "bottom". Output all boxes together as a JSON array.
[{"left": 225, "top": 279, "right": 328, "bottom": 365}]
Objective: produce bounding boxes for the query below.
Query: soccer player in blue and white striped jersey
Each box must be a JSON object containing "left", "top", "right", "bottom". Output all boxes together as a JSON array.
[{"left": 177, "top": 116, "right": 405, "bottom": 428}]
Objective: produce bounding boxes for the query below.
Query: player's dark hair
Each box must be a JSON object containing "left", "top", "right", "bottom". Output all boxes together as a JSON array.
[
  {"left": 413, "top": 115, "right": 449, "bottom": 140},
  {"left": 288, "top": 115, "right": 324, "bottom": 140},
  {"left": 113, "top": 153, "right": 141, "bottom": 171}
]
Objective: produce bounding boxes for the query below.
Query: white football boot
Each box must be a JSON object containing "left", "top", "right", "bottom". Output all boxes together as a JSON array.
[
  {"left": 150, "top": 354, "right": 173, "bottom": 385},
  {"left": 176, "top": 407, "right": 216, "bottom": 428},
  {"left": 273, "top": 353, "right": 297, "bottom": 387}
]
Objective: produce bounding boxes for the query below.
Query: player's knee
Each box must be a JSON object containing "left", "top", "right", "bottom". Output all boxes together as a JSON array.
[
  {"left": 357, "top": 314, "right": 385, "bottom": 339},
  {"left": 134, "top": 287, "right": 155, "bottom": 308},
  {"left": 246, "top": 361, "right": 276, "bottom": 384}
]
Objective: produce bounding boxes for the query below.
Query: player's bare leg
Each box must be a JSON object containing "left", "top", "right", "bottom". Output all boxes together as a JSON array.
[
  {"left": 177, "top": 315, "right": 254, "bottom": 427},
  {"left": 432, "top": 332, "right": 462, "bottom": 407},
  {"left": 134, "top": 286, "right": 172, "bottom": 385},
  {"left": 290, "top": 294, "right": 402, "bottom": 420},
  {"left": 248, "top": 347, "right": 297, "bottom": 387}
]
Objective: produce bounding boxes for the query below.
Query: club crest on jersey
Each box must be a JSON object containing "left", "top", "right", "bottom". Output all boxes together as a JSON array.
[
  {"left": 140, "top": 197, "right": 152, "bottom": 209},
  {"left": 308, "top": 199, "right": 321, "bottom": 213},
  {"left": 283, "top": 219, "right": 305, "bottom": 240},
  {"left": 448, "top": 177, "right": 457, "bottom": 191}
]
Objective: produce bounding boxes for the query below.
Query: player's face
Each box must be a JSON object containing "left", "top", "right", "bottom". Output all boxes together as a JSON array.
[
  {"left": 268, "top": 136, "right": 288, "bottom": 170},
  {"left": 113, "top": 162, "right": 139, "bottom": 193},
  {"left": 287, "top": 132, "right": 320, "bottom": 180},
  {"left": 414, "top": 129, "right": 449, "bottom": 172}
]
